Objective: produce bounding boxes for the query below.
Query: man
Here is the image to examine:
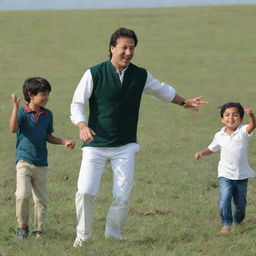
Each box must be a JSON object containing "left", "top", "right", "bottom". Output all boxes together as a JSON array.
[{"left": 70, "top": 27, "right": 207, "bottom": 247}]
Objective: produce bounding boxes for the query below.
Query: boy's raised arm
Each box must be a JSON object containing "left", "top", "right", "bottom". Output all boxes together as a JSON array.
[
  {"left": 9, "top": 93, "right": 20, "bottom": 133},
  {"left": 245, "top": 107, "right": 256, "bottom": 134}
]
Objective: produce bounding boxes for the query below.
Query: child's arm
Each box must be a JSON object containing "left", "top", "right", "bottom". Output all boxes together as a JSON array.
[
  {"left": 9, "top": 93, "right": 20, "bottom": 133},
  {"left": 47, "top": 134, "right": 75, "bottom": 149},
  {"left": 194, "top": 148, "right": 213, "bottom": 160},
  {"left": 245, "top": 107, "right": 256, "bottom": 134}
]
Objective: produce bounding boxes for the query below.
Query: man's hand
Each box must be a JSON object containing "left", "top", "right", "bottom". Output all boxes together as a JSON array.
[
  {"left": 79, "top": 124, "right": 96, "bottom": 143},
  {"left": 184, "top": 96, "right": 208, "bottom": 110}
]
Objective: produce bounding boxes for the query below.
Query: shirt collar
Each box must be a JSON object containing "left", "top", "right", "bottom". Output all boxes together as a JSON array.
[
  {"left": 24, "top": 105, "right": 48, "bottom": 115},
  {"left": 115, "top": 66, "right": 128, "bottom": 84},
  {"left": 220, "top": 125, "right": 242, "bottom": 136},
  {"left": 115, "top": 65, "right": 128, "bottom": 74}
]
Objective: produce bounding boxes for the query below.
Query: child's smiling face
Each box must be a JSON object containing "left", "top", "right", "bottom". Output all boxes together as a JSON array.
[
  {"left": 29, "top": 91, "right": 50, "bottom": 107},
  {"left": 221, "top": 107, "right": 243, "bottom": 132}
]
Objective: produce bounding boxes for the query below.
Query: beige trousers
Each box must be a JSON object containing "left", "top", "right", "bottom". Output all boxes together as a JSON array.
[{"left": 15, "top": 160, "right": 48, "bottom": 231}]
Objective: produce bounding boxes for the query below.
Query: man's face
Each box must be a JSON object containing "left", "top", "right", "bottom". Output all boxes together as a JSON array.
[{"left": 110, "top": 37, "right": 135, "bottom": 71}]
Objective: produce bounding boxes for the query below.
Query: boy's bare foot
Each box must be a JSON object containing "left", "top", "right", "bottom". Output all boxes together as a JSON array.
[
  {"left": 220, "top": 225, "right": 231, "bottom": 233},
  {"left": 234, "top": 223, "right": 245, "bottom": 233}
]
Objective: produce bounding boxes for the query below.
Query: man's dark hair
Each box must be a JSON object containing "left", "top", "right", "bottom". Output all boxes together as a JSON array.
[
  {"left": 108, "top": 27, "right": 138, "bottom": 59},
  {"left": 23, "top": 77, "right": 51, "bottom": 102},
  {"left": 220, "top": 102, "right": 244, "bottom": 118}
]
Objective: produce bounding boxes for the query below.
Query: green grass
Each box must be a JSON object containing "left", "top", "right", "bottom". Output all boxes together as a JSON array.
[{"left": 1, "top": 5, "right": 256, "bottom": 256}]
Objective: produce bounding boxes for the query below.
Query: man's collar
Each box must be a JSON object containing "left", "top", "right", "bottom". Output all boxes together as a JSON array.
[{"left": 109, "top": 60, "right": 129, "bottom": 75}]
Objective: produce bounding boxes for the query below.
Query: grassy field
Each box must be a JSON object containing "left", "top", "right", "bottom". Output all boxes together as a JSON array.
[{"left": 1, "top": 4, "right": 256, "bottom": 256}]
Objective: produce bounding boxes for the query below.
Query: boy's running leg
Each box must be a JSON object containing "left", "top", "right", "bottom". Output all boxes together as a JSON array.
[
  {"left": 15, "top": 160, "right": 33, "bottom": 239},
  {"left": 32, "top": 166, "right": 48, "bottom": 235},
  {"left": 218, "top": 177, "right": 233, "bottom": 232},
  {"left": 233, "top": 179, "right": 248, "bottom": 224}
]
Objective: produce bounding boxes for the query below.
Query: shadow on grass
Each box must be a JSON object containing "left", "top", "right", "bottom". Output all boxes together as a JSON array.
[
  {"left": 133, "top": 236, "right": 159, "bottom": 244},
  {"left": 130, "top": 208, "right": 171, "bottom": 216}
]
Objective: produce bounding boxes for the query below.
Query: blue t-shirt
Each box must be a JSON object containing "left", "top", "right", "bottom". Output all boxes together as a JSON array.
[{"left": 15, "top": 106, "right": 54, "bottom": 166}]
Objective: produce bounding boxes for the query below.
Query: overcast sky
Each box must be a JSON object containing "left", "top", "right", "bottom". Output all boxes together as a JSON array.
[{"left": 0, "top": 0, "right": 256, "bottom": 10}]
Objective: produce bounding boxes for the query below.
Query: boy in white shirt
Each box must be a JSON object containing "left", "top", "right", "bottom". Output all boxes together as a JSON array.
[{"left": 195, "top": 102, "right": 256, "bottom": 233}]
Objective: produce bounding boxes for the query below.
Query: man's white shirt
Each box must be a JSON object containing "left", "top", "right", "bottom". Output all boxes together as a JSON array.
[{"left": 70, "top": 68, "right": 176, "bottom": 125}]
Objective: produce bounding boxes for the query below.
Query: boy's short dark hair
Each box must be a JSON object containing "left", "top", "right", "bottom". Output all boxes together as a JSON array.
[
  {"left": 220, "top": 102, "right": 244, "bottom": 118},
  {"left": 108, "top": 27, "right": 138, "bottom": 59},
  {"left": 23, "top": 77, "right": 51, "bottom": 102}
]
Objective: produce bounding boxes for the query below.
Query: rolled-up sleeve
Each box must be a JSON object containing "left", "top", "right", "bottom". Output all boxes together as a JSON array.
[
  {"left": 143, "top": 71, "right": 176, "bottom": 102},
  {"left": 70, "top": 69, "right": 93, "bottom": 125}
]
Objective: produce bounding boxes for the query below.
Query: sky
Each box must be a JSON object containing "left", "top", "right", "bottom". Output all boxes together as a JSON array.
[{"left": 0, "top": 0, "right": 256, "bottom": 11}]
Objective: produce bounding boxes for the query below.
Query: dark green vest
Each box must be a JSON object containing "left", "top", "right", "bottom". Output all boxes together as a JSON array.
[{"left": 83, "top": 60, "right": 147, "bottom": 147}]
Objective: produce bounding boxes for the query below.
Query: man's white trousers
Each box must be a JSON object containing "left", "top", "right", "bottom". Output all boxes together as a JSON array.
[{"left": 75, "top": 143, "right": 140, "bottom": 240}]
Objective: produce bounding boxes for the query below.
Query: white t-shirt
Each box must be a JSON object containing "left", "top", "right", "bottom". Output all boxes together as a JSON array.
[{"left": 208, "top": 125, "right": 256, "bottom": 180}]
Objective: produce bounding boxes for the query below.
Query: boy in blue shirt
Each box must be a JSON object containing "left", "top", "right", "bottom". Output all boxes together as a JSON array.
[
  {"left": 9, "top": 77, "right": 75, "bottom": 239},
  {"left": 195, "top": 102, "right": 256, "bottom": 233}
]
